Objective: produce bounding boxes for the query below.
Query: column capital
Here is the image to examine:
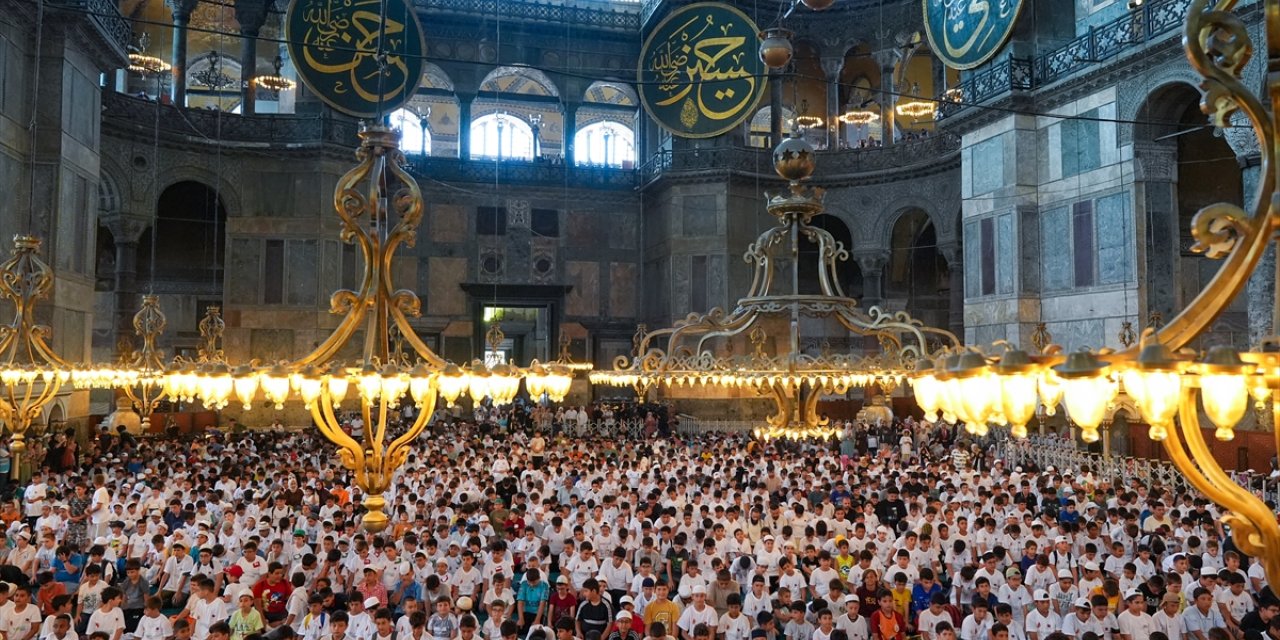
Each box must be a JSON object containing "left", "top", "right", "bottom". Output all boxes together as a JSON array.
[
  {"left": 101, "top": 214, "right": 150, "bottom": 244},
  {"left": 234, "top": 0, "right": 272, "bottom": 35},
  {"left": 853, "top": 249, "right": 889, "bottom": 273},
  {"left": 165, "top": 0, "right": 200, "bottom": 22},
  {"left": 820, "top": 57, "right": 844, "bottom": 81},
  {"left": 872, "top": 48, "right": 900, "bottom": 74}
]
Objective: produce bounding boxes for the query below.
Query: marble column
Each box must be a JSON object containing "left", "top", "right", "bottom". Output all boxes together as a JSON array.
[
  {"left": 563, "top": 102, "right": 579, "bottom": 165},
  {"left": 1134, "top": 142, "right": 1179, "bottom": 322},
  {"left": 102, "top": 215, "right": 150, "bottom": 355},
  {"left": 856, "top": 251, "right": 889, "bottom": 308},
  {"left": 874, "top": 49, "right": 899, "bottom": 146},
  {"left": 166, "top": 0, "right": 199, "bottom": 106},
  {"left": 235, "top": 0, "right": 271, "bottom": 115},
  {"left": 939, "top": 243, "right": 964, "bottom": 339},
  {"left": 458, "top": 94, "right": 473, "bottom": 159},
  {"left": 821, "top": 57, "right": 843, "bottom": 150}
]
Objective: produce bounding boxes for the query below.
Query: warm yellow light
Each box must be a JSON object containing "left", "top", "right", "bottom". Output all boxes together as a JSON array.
[
  {"left": 327, "top": 373, "right": 350, "bottom": 408},
  {"left": 260, "top": 365, "right": 292, "bottom": 410},
  {"left": 1060, "top": 375, "right": 1115, "bottom": 430},
  {"left": 1038, "top": 371, "right": 1064, "bottom": 416},
  {"left": 408, "top": 364, "right": 436, "bottom": 405},
  {"left": 437, "top": 364, "right": 468, "bottom": 407},
  {"left": 911, "top": 371, "right": 941, "bottom": 422},
  {"left": 1131, "top": 369, "right": 1181, "bottom": 429},
  {"left": 1000, "top": 372, "right": 1039, "bottom": 433},
  {"left": 1201, "top": 373, "right": 1248, "bottom": 432},
  {"left": 357, "top": 365, "right": 382, "bottom": 403},
  {"left": 232, "top": 366, "right": 259, "bottom": 410},
  {"left": 1148, "top": 424, "right": 1168, "bottom": 441},
  {"left": 1080, "top": 427, "right": 1100, "bottom": 443}
]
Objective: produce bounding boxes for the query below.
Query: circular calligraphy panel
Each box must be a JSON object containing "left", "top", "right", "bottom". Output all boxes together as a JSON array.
[
  {"left": 285, "top": 0, "right": 426, "bottom": 118},
  {"left": 923, "top": 0, "right": 1025, "bottom": 71},
  {"left": 638, "top": 3, "right": 767, "bottom": 139}
]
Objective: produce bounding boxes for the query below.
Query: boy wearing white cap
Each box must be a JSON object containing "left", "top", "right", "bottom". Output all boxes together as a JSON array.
[
  {"left": 1116, "top": 590, "right": 1154, "bottom": 640},
  {"left": 676, "top": 585, "right": 716, "bottom": 640},
  {"left": 1024, "top": 591, "right": 1060, "bottom": 640}
]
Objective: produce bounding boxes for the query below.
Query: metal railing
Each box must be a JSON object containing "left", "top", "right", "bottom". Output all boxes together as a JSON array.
[
  {"left": 50, "top": 0, "right": 131, "bottom": 57},
  {"left": 997, "top": 434, "right": 1193, "bottom": 492},
  {"left": 101, "top": 92, "right": 361, "bottom": 146},
  {"left": 997, "top": 434, "right": 1280, "bottom": 504},
  {"left": 417, "top": 0, "right": 641, "bottom": 31},
  {"left": 638, "top": 133, "right": 961, "bottom": 185},
  {"left": 407, "top": 155, "right": 636, "bottom": 190},
  {"left": 674, "top": 414, "right": 757, "bottom": 435},
  {"left": 938, "top": 0, "right": 1197, "bottom": 118}
]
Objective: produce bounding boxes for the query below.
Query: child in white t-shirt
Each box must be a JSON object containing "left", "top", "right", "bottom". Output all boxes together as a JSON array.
[{"left": 86, "top": 588, "right": 126, "bottom": 640}]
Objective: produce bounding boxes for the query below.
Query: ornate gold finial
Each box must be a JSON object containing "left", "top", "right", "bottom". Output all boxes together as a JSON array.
[
  {"left": 486, "top": 323, "right": 506, "bottom": 352},
  {"left": 1146, "top": 311, "right": 1164, "bottom": 330},
  {"left": 750, "top": 327, "right": 768, "bottom": 358},
  {"left": 558, "top": 331, "right": 572, "bottom": 361},
  {"left": 197, "top": 305, "right": 225, "bottom": 363},
  {"left": 1030, "top": 322, "right": 1051, "bottom": 352},
  {"left": 632, "top": 323, "right": 647, "bottom": 357},
  {"left": 1118, "top": 321, "right": 1137, "bottom": 348}
]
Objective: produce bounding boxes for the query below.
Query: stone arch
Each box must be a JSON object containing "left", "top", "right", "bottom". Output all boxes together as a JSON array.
[
  {"left": 421, "top": 62, "right": 455, "bottom": 92},
  {"left": 873, "top": 196, "right": 950, "bottom": 249},
  {"left": 156, "top": 166, "right": 241, "bottom": 219},
  {"left": 98, "top": 170, "right": 121, "bottom": 217},
  {"left": 479, "top": 66, "right": 561, "bottom": 98},
  {"left": 1116, "top": 67, "right": 1203, "bottom": 146},
  {"left": 43, "top": 401, "right": 65, "bottom": 434},
  {"left": 583, "top": 80, "right": 637, "bottom": 107}
]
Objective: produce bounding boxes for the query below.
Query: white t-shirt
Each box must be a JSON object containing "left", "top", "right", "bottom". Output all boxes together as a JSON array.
[
  {"left": 1024, "top": 608, "right": 1061, "bottom": 640},
  {"left": 677, "top": 604, "right": 719, "bottom": 635},
  {"left": 1116, "top": 610, "right": 1154, "bottom": 640},
  {"left": 91, "top": 488, "right": 112, "bottom": 524},
  {"left": 1, "top": 603, "right": 44, "bottom": 640},
  {"left": 134, "top": 614, "right": 174, "bottom": 640},
  {"left": 719, "top": 612, "right": 752, "bottom": 640},
  {"left": 86, "top": 607, "right": 125, "bottom": 639}
]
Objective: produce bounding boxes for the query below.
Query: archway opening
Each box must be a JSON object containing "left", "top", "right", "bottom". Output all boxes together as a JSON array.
[
  {"left": 1135, "top": 82, "right": 1245, "bottom": 348},
  {"left": 887, "top": 209, "right": 949, "bottom": 329},
  {"left": 141, "top": 181, "right": 226, "bottom": 292}
]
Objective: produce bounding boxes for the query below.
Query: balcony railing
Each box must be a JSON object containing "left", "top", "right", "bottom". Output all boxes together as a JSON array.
[
  {"left": 407, "top": 155, "right": 636, "bottom": 190},
  {"left": 416, "top": 0, "right": 640, "bottom": 31},
  {"left": 49, "top": 0, "right": 131, "bottom": 58},
  {"left": 638, "top": 133, "right": 961, "bottom": 185},
  {"left": 938, "top": 0, "right": 1195, "bottom": 118},
  {"left": 101, "top": 92, "right": 361, "bottom": 145}
]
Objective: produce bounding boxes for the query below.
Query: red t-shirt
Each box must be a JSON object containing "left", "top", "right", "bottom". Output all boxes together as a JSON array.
[
  {"left": 253, "top": 578, "right": 293, "bottom": 614},
  {"left": 870, "top": 610, "right": 905, "bottom": 640}
]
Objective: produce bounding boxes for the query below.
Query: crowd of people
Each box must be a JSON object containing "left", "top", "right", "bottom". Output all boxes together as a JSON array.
[{"left": 0, "top": 410, "right": 1270, "bottom": 640}]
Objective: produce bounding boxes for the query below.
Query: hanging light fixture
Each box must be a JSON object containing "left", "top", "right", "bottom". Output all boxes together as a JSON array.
[
  {"left": 904, "top": 0, "right": 1280, "bottom": 590},
  {"left": 594, "top": 134, "right": 957, "bottom": 439},
  {"left": 838, "top": 109, "right": 880, "bottom": 125},
  {"left": 253, "top": 55, "right": 297, "bottom": 94},
  {"left": 128, "top": 33, "right": 171, "bottom": 76},
  {"left": 758, "top": 28, "right": 794, "bottom": 69}
]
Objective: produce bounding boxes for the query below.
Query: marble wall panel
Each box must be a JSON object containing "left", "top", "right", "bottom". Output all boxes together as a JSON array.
[
  {"left": 427, "top": 257, "right": 467, "bottom": 316},
  {"left": 565, "top": 261, "right": 600, "bottom": 317}
]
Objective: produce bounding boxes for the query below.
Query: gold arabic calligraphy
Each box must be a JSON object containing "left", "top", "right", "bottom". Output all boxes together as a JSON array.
[
  {"left": 646, "top": 13, "right": 757, "bottom": 126},
  {"left": 299, "top": 0, "right": 412, "bottom": 104},
  {"left": 934, "top": 0, "right": 1016, "bottom": 60}
]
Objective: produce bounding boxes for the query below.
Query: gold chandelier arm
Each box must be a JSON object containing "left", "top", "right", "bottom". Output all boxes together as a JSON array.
[
  {"left": 691, "top": 309, "right": 758, "bottom": 355},
  {"left": 766, "top": 382, "right": 791, "bottom": 428},
  {"left": 310, "top": 390, "right": 367, "bottom": 481},
  {"left": 801, "top": 384, "right": 828, "bottom": 428},
  {"left": 390, "top": 312, "right": 446, "bottom": 368},
  {"left": 1141, "top": 0, "right": 1276, "bottom": 353},
  {"left": 798, "top": 223, "right": 849, "bottom": 298},
  {"left": 385, "top": 395, "right": 435, "bottom": 472},
  {"left": 744, "top": 224, "right": 790, "bottom": 298},
  {"left": 1168, "top": 387, "right": 1280, "bottom": 587}
]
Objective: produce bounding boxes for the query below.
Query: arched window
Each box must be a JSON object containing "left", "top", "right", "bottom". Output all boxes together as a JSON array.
[
  {"left": 390, "top": 108, "right": 432, "bottom": 156},
  {"left": 574, "top": 121, "right": 635, "bottom": 167},
  {"left": 470, "top": 114, "right": 534, "bottom": 161}
]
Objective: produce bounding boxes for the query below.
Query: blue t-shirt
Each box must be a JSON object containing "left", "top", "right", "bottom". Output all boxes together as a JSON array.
[
  {"left": 53, "top": 554, "right": 83, "bottom": 583},
  {"left": 516, "top": 579, "right": 550, "bottom": 615}
]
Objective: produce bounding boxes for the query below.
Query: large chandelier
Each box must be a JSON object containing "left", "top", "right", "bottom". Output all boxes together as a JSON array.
[
  {"left": 122, "top": 126, "right": 572, "bottom": 531},
  {"left": 593, "top": 135, "right": 957, "bottom": 439},
  {"left": 909, "top": 0, "right": 1280, "bottom": 588}
]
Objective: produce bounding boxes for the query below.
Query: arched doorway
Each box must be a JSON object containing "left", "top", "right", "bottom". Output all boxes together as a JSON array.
[
  {"left": 141, "top": 181, "right": 226, "bottom": 288},
  {"left": 885, "top": 209, "right": 950, "bottom": 330},
  {"left": 1135, "top": 83, "right": 1245, "bottom": 349},
  {"left": 797, "top": 214, "right": 860, "bottom": 297}
]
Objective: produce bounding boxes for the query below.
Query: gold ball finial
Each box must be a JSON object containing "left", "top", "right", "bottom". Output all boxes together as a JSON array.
[{"left": 773, "top": 134, "right": 816, "bottom": 182}]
